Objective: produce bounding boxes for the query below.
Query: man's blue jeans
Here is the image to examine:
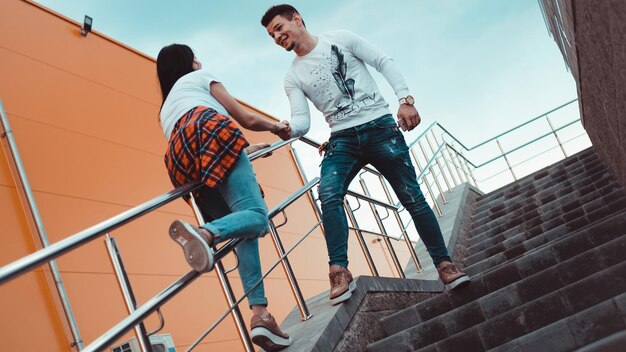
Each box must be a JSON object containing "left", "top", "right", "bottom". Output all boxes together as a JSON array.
[
  {"left": 318, "top": 114, "right": 451, "bottom": 268},
  {"left": 196, "top": 153, "right": 269, "bottom": 307}
]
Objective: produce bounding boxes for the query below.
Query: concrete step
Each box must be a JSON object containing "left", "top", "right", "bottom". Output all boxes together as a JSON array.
[
  {"left": 467, "top": 176, "right": 620, "bottom": 254},
  {"left": 470, "top": 161, "right": 612, "bottom": 239},
  {"left": 464, "top": 197, "right": 626, "bottom": 277},
  {"left": 471, "top": 153, "right": 603, "bottom": 225},
  {"left": 470, "top": 159, "right": 607, "bottom": 233},
  {"left": 408, "top": 258, "right": 626, "bottom": 351},
  {"left": 473, "top": 148, "right": 597, "bottom": 210},
  {"left": 488, "top": 293, "right": 626, "bottom": 352},
  {"left": 468, "top": 176, "right": 623, "bottom": 250},
  {"left": 466, "top": 191, "right": 626, "bottom": 267},
  {"left": 376, "top": 224, "right": 626, "bottom": 341}
]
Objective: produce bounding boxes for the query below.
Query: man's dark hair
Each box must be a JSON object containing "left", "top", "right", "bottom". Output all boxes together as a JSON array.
[{"left": 261, "top": 4, "right": 305, "bottom": 27}]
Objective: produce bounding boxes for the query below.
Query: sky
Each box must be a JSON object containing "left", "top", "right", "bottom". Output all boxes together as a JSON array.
[
  {"left": 35, "top": 0, "right": 578, "bottom": 140},
  {"left": 34, "top": 0, "right": 585, "bottom": 190}
]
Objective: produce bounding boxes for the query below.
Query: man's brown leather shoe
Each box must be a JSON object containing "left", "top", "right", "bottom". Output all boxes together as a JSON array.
[
  {"left": 437, "top": 261, "right": 470, "bottom": 290},
  {"left": 329, "top": 265, "right": 356, "bottom": 305}
]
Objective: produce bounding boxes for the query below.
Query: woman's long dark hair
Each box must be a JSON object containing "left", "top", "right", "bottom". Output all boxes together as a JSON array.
[{"left": 157, "top": 44, "right": 195, "bottom": 109}]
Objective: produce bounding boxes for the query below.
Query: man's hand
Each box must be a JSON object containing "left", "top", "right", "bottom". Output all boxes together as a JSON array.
[
  {"left": 272, "top": 120, "right": 292, "bottom": 140},
  {"left": 397, "top": 105, "right": 421, "bottom": 131},
  {"left": 245, "top": 143, "right": 272, "bottom": 158}
]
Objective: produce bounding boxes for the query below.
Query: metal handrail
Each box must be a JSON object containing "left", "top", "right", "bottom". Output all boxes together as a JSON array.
[
  {"left": 408, "top": 121, "right": 438, "bottom": 149},
  {"left": 1, "top": 94, "right": 422, "bottom": 352},
  {"left": 0, "top": 181, "right": 204, "bottom": 285},
  {"left": 403, "top": 98, "right": 579, "bottom": 171},
  {"left": 0, "top": 138, "right": 291, "bottom": 285},
  {"left": 444, "top": 117, "right": 581, "bottom": 169},
  {"left": 2, "top": 95, "right": 584, "bottom": 351},
  {"left": 1, "top": 121, "right": 408, "bottom": 351},
  {"left": 187, "top": 178, "right": 321, "bottom": 351},
  {"left": 435, "top": 98, "right": 578, "bottom": 151},
  {"left": 83, "top": 178, "right": 320, "bottom": 352},
  {"left": 1, "top": 100, "right": 84, "bottom": 349},
  {"left": 84, "top": 236, "right": 249, "bottom": 352}
]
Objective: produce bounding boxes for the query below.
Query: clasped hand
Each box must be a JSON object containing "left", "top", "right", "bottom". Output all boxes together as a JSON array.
[{"left": 272, "top": 120, "right": 292, "bottom": 140}]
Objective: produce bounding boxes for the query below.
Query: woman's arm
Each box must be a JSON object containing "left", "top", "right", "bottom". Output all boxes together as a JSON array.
[{"left": 211, "top": 82, "right": 284, "bottom": 133}]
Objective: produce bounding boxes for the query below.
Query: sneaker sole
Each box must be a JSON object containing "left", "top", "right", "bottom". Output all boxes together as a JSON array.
[
  {"left": 251, "top": 327, "right": 292, "bottom": 351},
  {"left": 445, "top": 274, "right": 471, "bottom": 290},
  {"left": 169, "top": 220, "right": 214, "bottom": 272},
  {"left": 330, "top": 280, "right": 357, "bottom": 306}
]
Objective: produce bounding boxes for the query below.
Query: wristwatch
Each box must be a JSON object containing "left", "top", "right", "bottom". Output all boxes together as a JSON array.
[{"left": 399, "top": 95, "right": 415, "bottom": 106}]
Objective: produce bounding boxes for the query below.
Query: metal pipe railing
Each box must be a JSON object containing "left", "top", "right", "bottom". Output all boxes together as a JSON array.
[
  {"left": 85, "top": 235, "right": 246, "bottom": 352},
  {"left": 188, "top": 192, "right": 254, "bottom": 352},
  {"left": 2, "top": 96, "right": 586, "bottom": 352},
  {"left": 359, "top": 180, "right": 405, "bottom": 278},
  {"left": 0, "top": 181, "right": 204, "bottom": 285},
  {"left": 187, "top": 218, "right": 323, "bottom": 351},
  {"left": 104, "top": 235, "right": 154, "bottom": 352},
  {"left": 267, "top": 178, "right": 320, "bottom": 320},
  {"left": 1, "top": 123, "right": 402, "bottom": 351},
  {"left": 0, "top": 101, "right": 84, "bottom": 349},
  {"left": 374, "top": 175, "right": 423, "bottom": 272},
  {"left": 445, "top": 118, "right": 581, "bottom": 169},
  {"left": 434, "top": 98, "right": 578, "bottom": 151},
  {"left": 400, "top": 99, "right": 581, "bottom": 193},
  {"left": 344, "top": 198, "right": 379, "bottom": 276}
]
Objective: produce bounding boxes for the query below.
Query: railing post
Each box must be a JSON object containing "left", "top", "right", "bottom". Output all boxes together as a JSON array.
[
  {"left": 467, "top": 162, "right": 478, "bottom": 188},
  {"left": 426, "top": 131, "right": 452, "bottom": 192},
  {"left": 344, "top": 199, "right": 379, "bottom": 276},
  {"left": 410, "top": 149, "right": 443, "bottom": 217},
  {"left": 458, "top": 150, "right": 478, "bottom": 187},
  {"left": 189, "top": 194, "right": 254, "bottom": 352},
  {"left": 377, "top": 176, "right": 422, "bottom": 273},
  {"left": 104, "top": 234, "right": 154, "bottom": 352},
  {"left": 418, "top": 141, "right": 447, "bottom": 204},
  {"left": 268, "top": 220, "right": 312, "bottom": 320},
  {"left": 546, "top": 115, "right": 568, "bottom": 158},
  {"left": 496, "top": 139, "right": 517, "bottom": 181},
  {"left": 455, "top": 149, "right": 473, "bottom": 185},
  {"left": 433, "top": 134, "right": 459, "bottom": 187},
  {"left": 447, "top": 144, "right": 467, "bottom": 184},
  {"left": 359, "top": 180, "right": 405, "bottom": 278},
  {"left": 0, "top": 100, "right": 84, "bottom": 350}
]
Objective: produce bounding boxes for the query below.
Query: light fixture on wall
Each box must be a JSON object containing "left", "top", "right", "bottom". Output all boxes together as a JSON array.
[{"left": 80, "top": 15, "right": 93, "bottom": 36}]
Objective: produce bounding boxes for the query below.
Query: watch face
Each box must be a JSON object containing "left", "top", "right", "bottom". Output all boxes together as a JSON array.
[{"left": 406, "top": 95, "right": 415, "bottom": 105}]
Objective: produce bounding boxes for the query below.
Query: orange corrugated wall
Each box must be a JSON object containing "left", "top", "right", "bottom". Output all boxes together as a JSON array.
[{"left": 0, "top": 1, "right": 410, "bottom": 351}]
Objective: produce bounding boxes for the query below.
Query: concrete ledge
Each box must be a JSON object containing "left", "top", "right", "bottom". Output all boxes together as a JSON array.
[
  {"left": 267, "top": 182, "right": 480, "bottom": 352},
  {"left": 269, "top": 277, "right": 441, "bottom": 352}
]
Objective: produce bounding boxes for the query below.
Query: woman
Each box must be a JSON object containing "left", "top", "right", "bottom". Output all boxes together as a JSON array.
[{"left": 157, "top": 44, "right": 292, "bottom": 351}]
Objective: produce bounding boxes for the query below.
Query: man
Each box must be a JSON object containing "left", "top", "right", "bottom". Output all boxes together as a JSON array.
[{"left": 261, "top": 4, "right": 470, "bottom": 305}]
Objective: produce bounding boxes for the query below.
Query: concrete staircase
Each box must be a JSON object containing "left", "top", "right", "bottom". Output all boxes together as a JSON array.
[{"left": 366, "top": 148, "right": 626, "bottom": 351}]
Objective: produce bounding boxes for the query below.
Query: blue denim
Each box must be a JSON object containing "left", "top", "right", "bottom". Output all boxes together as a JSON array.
[
  {"left": 318, "top": 114, "right": 451, "bottom": 268},
  {"left": 196, "top": 153, "right": 269, "bottom": 307}
]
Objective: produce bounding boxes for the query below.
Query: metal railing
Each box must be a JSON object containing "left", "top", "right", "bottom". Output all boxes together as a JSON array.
[
  {"left": 1, "top": 97, "right": 588, "bottom": 351},
  {"left": 0, "top": 100, "right": 84, "bottom": 348},
  {"left": 1, "top": 104, "right": 423, "bottom": 352},
  {"left": 391, "top": 98, "right": 587, "bottom": 218}
]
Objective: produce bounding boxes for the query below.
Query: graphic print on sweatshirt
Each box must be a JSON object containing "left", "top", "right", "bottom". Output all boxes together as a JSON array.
[{"left": 307, "top": 45, "right": 377, "bottom": 122}]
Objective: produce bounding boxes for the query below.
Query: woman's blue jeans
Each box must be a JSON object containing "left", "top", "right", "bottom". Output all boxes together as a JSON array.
[
  {"left": 318, "top": 115, "right": 451, "bottom": 268},
  {"left": 196, "top": 153, "right": 269, "bottom": 307}
]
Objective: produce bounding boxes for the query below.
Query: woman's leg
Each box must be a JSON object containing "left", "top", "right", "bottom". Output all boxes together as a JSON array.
[
  {"left": 183, "top": 153, "right": 291, "bottom": 350},
  {"left": 201, "top": 153, "right": 269, "bottom": 243},
  {"left": 200, "top": 153, "right": 269, "bottom": 307}
]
